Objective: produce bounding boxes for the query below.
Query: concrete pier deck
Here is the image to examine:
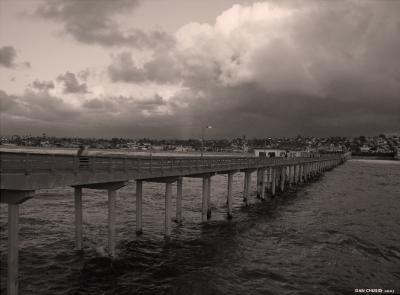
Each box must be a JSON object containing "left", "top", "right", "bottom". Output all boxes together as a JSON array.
[{"left": 0, "top": 150, "right": 351, "bottom": 295}]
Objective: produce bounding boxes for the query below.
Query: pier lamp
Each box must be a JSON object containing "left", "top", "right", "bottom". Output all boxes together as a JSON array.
[{"left": 201, "top": 125, "right": 213, "bottom": 157}]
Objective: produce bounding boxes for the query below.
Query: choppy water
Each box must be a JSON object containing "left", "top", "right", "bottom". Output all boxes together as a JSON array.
[{"left": 1, "top": 159, "right": 400, "bottom": 295}]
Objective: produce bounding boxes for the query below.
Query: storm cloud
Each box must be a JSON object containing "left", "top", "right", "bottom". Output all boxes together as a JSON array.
[
  {"left": 0, "top": 46, "right": 30, "bottom": 69},
  {"left": 32, "top": 80, "right": 55, "bottom": 91},
  {"left": 57, "top": 72, "right": 88, "bottom": 94},
  {"left": 108, "top": 51, "right": 180, "bottom": 84},
  {"left": 1, "top": 88, "right": 177, "bottom": 137},
  {"left": 35, "top": 0, "right": 174, "bottom": 48},
  {"left": 2, "top": 0, "right": 400, "bottom": 138},
  {"left": 106, "top": 0, "right": 400, "bottom": 137}
]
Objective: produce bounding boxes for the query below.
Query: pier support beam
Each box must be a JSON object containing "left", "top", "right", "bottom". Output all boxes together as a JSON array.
[
  {"left": 243, "top": 171, "right": 251, "bottom": 206},
  {"left": 280, "top": 166, "right": 285, "bottom": 192},
  {"left": 136, "top": 180, "right": 143, "bottom": 235},
  {"left": 260, "top": 169, "right": 266, "bottom": 200},
  {"left": 75, "top": 181, "right": 127, "bottom": 258},
  {"left": 266, "top": 167, "right": 271, "bottom": 193},
  {"left": 256, "top": 169, "right": 262, "bottom": 198},
  {"left": 299, "top": 165, "right": 303, "bottom": 183},
  {"left": 7, "top": 204, "right": 19, "bottom": 295},
  {"left": 74, "top": 187, "right": 83, "bottom": 250},
  {"left": 202, "top": 177, "right": 209, "bottom": 222},
  {"left": 271, "top": 168, "right": 276, "bottom": 197},
  {"left": 165, "top": 182, "right": 173, "bottom": 237},
  {"left": 207, "top": 177, "right": 212, "bottom": 219},
  {"left": 289, "top": 165, "right": 295, "bottom": 186},
  {"left": 1, "top": 190, "right": 33, "bottom": 295},
  {"left": 227, "top": 172, "right": 234, "bottom": 219},
  {"left": 176, "top": 178, "right": 183, "bottom": 224},
  {"left": 107, "top": 189, "right": 117, "bottom": 257}
]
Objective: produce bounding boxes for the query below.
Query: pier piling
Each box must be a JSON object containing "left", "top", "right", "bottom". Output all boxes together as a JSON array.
[
  {"left": 176, "top": 178, "right": 183, "bottom": 223},
  {"left": 227, "top": 172, "right": 234, "bottom": 219},
  {"left": 271, "top": 168, "right": 276, "bottom": 197},
  {"left": 107, "top": 189, "right": 117, "bottom": 257},
  {"left": 243, "top": 171, "right": 251, "bottom": 206},
  {"left": 7, "top": 204, "right": 19, "bottom": 295},
  {"left": 260, "top": 169, "right": 266, "bottom": 200},
  {"left": 202, "top": 177, "right": 208, "bottom": 222},
  {"left": 74, "top": 187, "right": 83, "bottom": 250},
  {"left": 165, "top": 182, "right": 172, "bottom": 237},
  {"left": 207, "top": 177, "right": 212, "bottom": 219},
  {"left": 136, "top": 180, "right": 143, "bottom": 235}
]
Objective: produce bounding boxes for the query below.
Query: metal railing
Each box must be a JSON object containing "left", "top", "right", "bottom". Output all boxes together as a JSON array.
[{"left": 0, "top": 151, "right": 344, "bottom": 176}]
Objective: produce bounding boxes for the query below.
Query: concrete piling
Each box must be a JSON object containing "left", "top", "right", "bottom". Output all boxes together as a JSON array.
[
  {"left": 107, "top": 189, "right": 116, "bottom": 257},
  {"left": 227, "top": 172, "right": 234, "bottom": 219},
  {"left": 207, "top": 177, "right": 212, "bottom": 219},
  {"left": 136, "top": 180, "right": 143, "bottom": 235},
  {"left": 202, "top": 177, "right": 208, "bottom": 222},
  {"left": 280, "top": 166, "right": 285, "bottom": 192},
  {"left": 243, "top": 171, "right": 251, "bottom": 206},
  {"left": 165, "top": 182, "right": 172, "bottom": 237},
  {"left": 256, "top": 169, "right": 262, "bottom": 198},
  {"left": 176, "top": 178, "right": 183, "bottom": 223},
  {"left": 7, "top": 204, "right": 19, "bottom": 295},
  {"left": 271, "top": 168, "right": 276, "bottom": 197},
  {"left": 260, "top": 169, "right": 266, "bottom": 200},
  {"left": 74, "top": 187, "right": 83, "bottom": 250}
]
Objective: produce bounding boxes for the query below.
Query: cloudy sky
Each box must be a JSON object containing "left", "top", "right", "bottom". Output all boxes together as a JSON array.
[{"left": 1, "top": 0, "right": 399, "bottom": 139}]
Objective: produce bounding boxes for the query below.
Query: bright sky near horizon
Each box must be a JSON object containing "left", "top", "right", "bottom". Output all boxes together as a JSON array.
[{"left": 1, "top": 0, "right": 399, "bottom": 138}]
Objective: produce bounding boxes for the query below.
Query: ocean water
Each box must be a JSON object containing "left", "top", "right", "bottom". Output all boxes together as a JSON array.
[{"left": 1, "top": 159, "right": 399, "bottom": 294}]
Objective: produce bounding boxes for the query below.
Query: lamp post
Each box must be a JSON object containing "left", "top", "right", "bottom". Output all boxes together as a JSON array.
[{"left": 201, "top": 125, "right": 212, "bottom": 157}]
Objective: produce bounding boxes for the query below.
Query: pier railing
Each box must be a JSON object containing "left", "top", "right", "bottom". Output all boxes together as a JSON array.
[
  {"left": 0, "top": 151, "right": 348, "bottom": 191},
  {"left": 1, "top": 151, "right": 344, "bottom": 175}
]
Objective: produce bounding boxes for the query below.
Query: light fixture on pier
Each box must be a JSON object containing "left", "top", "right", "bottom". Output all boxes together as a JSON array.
[{"left": 201, "top": 125, "right": 213, "bottom": 157}]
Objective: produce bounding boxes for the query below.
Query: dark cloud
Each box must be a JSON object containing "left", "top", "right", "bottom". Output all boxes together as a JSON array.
[
  {"left": 0, "top": 89, "right": 80, "bottom": 124},
  {"left": 35, "top": 0, "right": 174, "bottom": 48},
  {"left": 108, "top": 52, "right": 180, "bottom": 83},
  {"left": 57, "top": 71, "right": 88, "bottom": 94},
  {"left": 0, "top": 46, "right": 31, "bottom": 69},
  {"left": 32, "top": 80, "right": 55, "bottom": 91},
  {"left": 3, "top": 1, "right": 400, "bottom": 138},
  {"left": 104, "top": 0, "right": 400, "bottom": 137},
  {"left": 0, "top": 46, "right": 17, "bottom": 68},
  {"left": 1, "top": 88, "right": 174, "bottom": 137}
]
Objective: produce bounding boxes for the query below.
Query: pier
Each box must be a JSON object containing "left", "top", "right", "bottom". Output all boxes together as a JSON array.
[{"left": 0, "top": 150, "right": 350, "bottom": 295}]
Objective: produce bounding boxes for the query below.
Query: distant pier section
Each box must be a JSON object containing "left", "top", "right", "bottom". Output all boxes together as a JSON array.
[{"left": 0, "top": 149, "right": 351, "bottom": 295}]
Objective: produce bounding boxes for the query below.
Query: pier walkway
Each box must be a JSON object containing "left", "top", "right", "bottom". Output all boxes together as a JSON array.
[{"left": 0, "top": 150, "right": 350, "bottom": 295}]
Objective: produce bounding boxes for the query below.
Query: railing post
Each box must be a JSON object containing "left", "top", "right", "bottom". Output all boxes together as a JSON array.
[
  {"left": 123, "top": 157, "right": 128, "bottom": 173},
  {"left": 24, "top": 153, "right": 31, "bottom": 175},
  {"left": 50, "top": 154, "right": 56, "bottom": 173},
  {"left": 73, "top": 156, "right": 78, "bottom": 174}
]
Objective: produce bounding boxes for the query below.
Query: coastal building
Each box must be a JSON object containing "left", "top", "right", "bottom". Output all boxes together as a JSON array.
[{"left": 254, "top": 148, "right": 287, "bottom": 157}]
